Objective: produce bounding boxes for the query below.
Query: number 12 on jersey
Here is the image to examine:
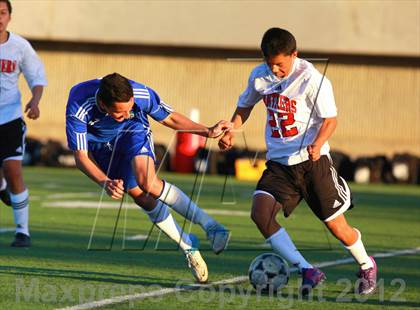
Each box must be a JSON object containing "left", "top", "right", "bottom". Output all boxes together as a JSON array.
[{"left": 268, "top": 110, "right": 298, "bottom": 138}]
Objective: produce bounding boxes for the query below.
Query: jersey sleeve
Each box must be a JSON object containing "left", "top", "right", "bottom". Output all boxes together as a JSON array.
[
  {"left": 237, "top": 72, "right": 263, "bottom": 108},
  {"left": 310, "top": 76, "right": 337, "bottom": 118},
  {"left": 145, "top": 87, "right": 174, "bottom": 121},
  {"left": 65, "top": 89, "right": 88, "bottom": 151},
  {"left": 20, "top": 40, "right": 48, "bottom": 89}
]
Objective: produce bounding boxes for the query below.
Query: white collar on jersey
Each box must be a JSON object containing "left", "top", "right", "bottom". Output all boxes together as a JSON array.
[{"left": 265, "top": 57, "right": 298, "bottom": 84}]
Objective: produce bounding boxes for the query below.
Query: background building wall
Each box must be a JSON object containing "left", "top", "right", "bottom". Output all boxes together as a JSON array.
[
  {"left": 8, "top": 0, "right": 420, "bottom": 158},
  {"left": 10, "top": 0, "right": 420, "bottom": 56},
  {"left": 18, "top": 50, "right": 420, "bottom": 158}
]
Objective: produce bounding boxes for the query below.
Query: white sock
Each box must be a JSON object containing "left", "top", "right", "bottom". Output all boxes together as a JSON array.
[
  {"left": 344, "top": 228, "right": 373, "bottom": 270},
  {"left": 159, "top": 181, "right": 216, "bottom": 231},
  {"left": 0, "top": 178, "right": 6, "bottom": 191},
  {"left": 143, "top": 201, "right": 192, "bottom": 251},
  {"left": 10, "top": 189, "right": 30, "bottom": 236},
  {"left": 267, "top": 227, "right": 312, "bottom": 271}
]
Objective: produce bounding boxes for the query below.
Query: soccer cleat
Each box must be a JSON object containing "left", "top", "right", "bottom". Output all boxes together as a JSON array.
[
  {"left": 11, "top": 233, "right": 31, "bottom": 248},
  {"left": 356, "top": 256, "right": 377, "bottom": 295},
  {"left": 206, "top": 222, "right": 231, "bottom": 255},
  {"left": 0, "top": 187, "right": 11, "bottom": 206},
  {"left": 185, "top": 247, "right": 208, "bottom": 283},
  {"left": 300, "top": 267, "right": 326, "bottom": 296}
]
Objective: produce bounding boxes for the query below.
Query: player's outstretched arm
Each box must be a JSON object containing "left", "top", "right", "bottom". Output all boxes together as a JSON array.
[
  {"left": 218, "top": 106, "right": 254, "bottom": 151},
  {"left": 160, "top": 111, "right": 232, "bottom": 138},
  {"left": 73, "top": 150, "right": 124, "bottom": 199}
]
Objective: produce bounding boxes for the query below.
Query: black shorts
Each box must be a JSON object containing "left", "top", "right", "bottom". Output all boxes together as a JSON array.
[
  {"left": 256, "top": 155, "right": 353, "bottom": 222},
  {"left": 0, "top": 118, "right": 27, "bottom": 165}
]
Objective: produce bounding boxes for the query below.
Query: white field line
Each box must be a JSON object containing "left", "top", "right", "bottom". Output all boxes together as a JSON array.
[
  {"left": 47, "top": 192, "right": 99, "bottom": 199},
  {"left": 0, "top": 227, "right": 15, "bottom": 233},
  {"left": 125, "top": 234, "right": 148, "bottom": 241},
  {"left": 42, "top": 201, "right": 138, "bottom": 209},
  {"left": 56, "top": 246, "right": 420, "bottom": 310},
  {"left": 206, "top": 209, "right": 249, "bottom": 217},
  {"left": 43, "top": 183, "right": 60, "bottom": 189},
  {"left": 42, "top": 200, "right": 250, "bottom": 216}
]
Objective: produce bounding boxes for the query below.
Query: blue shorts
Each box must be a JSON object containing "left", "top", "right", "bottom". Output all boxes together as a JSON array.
[{"left": 90, "top": 130, "right": 155, "bottom": 191}]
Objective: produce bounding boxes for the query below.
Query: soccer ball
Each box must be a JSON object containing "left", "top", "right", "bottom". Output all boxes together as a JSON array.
[{"left": 248, "top": 253, "right": 289, "bottom": 292}]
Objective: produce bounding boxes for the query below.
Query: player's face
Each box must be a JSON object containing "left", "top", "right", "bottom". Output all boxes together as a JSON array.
[
  {"left": 265, "top": 51, "right": 298, "bottom": 79},
  {"left": 0, "top": 2, "right": 11, "bottom": 35},
  {"left": 102, "top": 97, "right": 135, "bottom": 122}
]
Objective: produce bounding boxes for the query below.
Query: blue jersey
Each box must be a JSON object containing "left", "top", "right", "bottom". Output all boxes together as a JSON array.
[{"left": 65, "top": 78, "right": 173, "bottom": 151}]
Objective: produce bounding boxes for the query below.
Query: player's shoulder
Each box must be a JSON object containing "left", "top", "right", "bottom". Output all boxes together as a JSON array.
[
  {"left": 8, "top": 32, "right": 32, "bottom": 49},
  {"left": 69, "top": 79, "right": 100, "bottom": 102},
  {"left": 129, "top": 80, "right": 147, "bottom": 90},
  {"left": 296, "top": 58, "right": 331, "bottom": 84},
  {"left": 130, "top": 80, "right": 163, "bottom": 107},
  {"left": 129, "top": 80, "right": 153, "bottom": 100},
  {"left": 249, "top": 63, "right": 271, "bottom": 80}
]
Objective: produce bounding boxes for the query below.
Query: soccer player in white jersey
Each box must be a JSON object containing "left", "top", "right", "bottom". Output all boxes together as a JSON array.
[
  {"left": 0, "top": 0, "right": 47, "bottom": 247},
  {"left": 219, "top": 28, "right": 377, "bottom": 295},
  {"left": 66, "top": 73, "right": 231, "bottom": 283}
]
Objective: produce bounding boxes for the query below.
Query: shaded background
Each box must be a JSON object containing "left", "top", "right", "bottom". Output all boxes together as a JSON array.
[{"left": 9, "top": 0, "right": 420, "bottom": 158}]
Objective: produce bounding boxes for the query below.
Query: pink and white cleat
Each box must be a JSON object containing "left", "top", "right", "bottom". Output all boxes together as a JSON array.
[
  {"left": 356, "top": 256, "right": 377, "bottom": 295},
  {"left": 300, "top": 267, "right": 326, "bottom": 296}
]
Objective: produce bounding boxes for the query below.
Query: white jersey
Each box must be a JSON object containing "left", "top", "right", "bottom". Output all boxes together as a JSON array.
[
  {"left": 0, "top": 32, "right": 47, "bottom": 125},
  {"left": 237, "top": 58, "right": 337, "bottom": 165}
]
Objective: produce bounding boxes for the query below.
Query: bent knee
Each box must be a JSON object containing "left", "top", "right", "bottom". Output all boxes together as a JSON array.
[
  {"left": 133, "top": 193, "right": 156, "bottom": 211},
  {"left": 325, "top": 220, "right": 353, "bottom": 238},
  {"left": 138, "top": 179, "right": 163, "bottom": 197}
]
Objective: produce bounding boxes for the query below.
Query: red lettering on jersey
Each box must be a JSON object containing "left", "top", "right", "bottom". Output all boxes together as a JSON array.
[
  {"left": 263, "top": 93, "right": 280, "bottom": 109},
  {"left": 0, "top": 59, "right": 17, "bottom": 73},
  {"left": 290, "top": 99, "right": 297, "bottom": 113},
  {"left": 278, "top": 95, "right": 286, "bottom": 111},
  {"left": 264, "top": 94, "right": 297, "bottom": 113}
]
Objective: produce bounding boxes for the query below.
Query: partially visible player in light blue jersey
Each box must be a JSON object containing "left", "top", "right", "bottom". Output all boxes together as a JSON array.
[{"left": 65, "top": 73, "right": 232, "bottom": 283}]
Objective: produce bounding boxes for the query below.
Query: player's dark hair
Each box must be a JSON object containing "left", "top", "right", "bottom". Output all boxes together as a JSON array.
[
  {"left": 0, "top": 0, "right": 12, "bottom": 14},
  {"left": 261, "top": 28, "right": 296, "bottom": 58},
  {"left": 97, "top": 73, "right": 133, "bottom": 107}
]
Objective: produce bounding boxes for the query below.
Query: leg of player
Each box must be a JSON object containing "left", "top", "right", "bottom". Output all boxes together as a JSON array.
[
  {"left": 2, "top": 159, "right": 31, "bottom": 247},
  {"left": 325, "top": 214, "right": 377, "bottom": 294},
  {"left": 127, "top": 186, "right": 208, "bottom": 283},
  {"left": 0, "top": 168, "right": 12, "bottom": 206},
  {"left": 132, "top": 155, "right": 230, "bottom": 255},
  {"left": 251, "top": 192, "right": 316, "bottom": 270},
  {"left": 251, "top": 192, "right": 325, "bottom": 296}
]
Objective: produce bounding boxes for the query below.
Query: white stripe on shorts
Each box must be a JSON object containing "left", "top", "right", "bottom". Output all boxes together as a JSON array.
[
  {"left": 253, "top": 190, "right": 275, "bottom": 200},
  {"left": 324, "top": 178, "right": 352, "bottom": 222}
]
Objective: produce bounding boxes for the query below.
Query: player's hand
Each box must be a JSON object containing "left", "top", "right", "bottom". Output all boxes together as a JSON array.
[
  {"left": 24, "top": 99, "right": 40, "bottom": 120},
  {"left": 103, "top": 179, "right": 125, "bottom": 200},
  {"left": 307, "top": 144, "right": 321, "bottom": 161},
  {"left": 218, "top": 131, "right": 234, "bottom": 151},
  {"left": 208, "top": 120, "right": 233, "bottom": 138}
]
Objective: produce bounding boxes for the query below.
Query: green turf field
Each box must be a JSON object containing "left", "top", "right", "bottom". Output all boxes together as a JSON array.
[{"left": 0, "top": 167, "right": 419, "bottom": 309}]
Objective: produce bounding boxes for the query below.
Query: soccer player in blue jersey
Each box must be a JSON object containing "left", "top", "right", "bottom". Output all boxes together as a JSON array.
[{"left": 66, "top": 73, "right": 231, "bottom": 283}]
